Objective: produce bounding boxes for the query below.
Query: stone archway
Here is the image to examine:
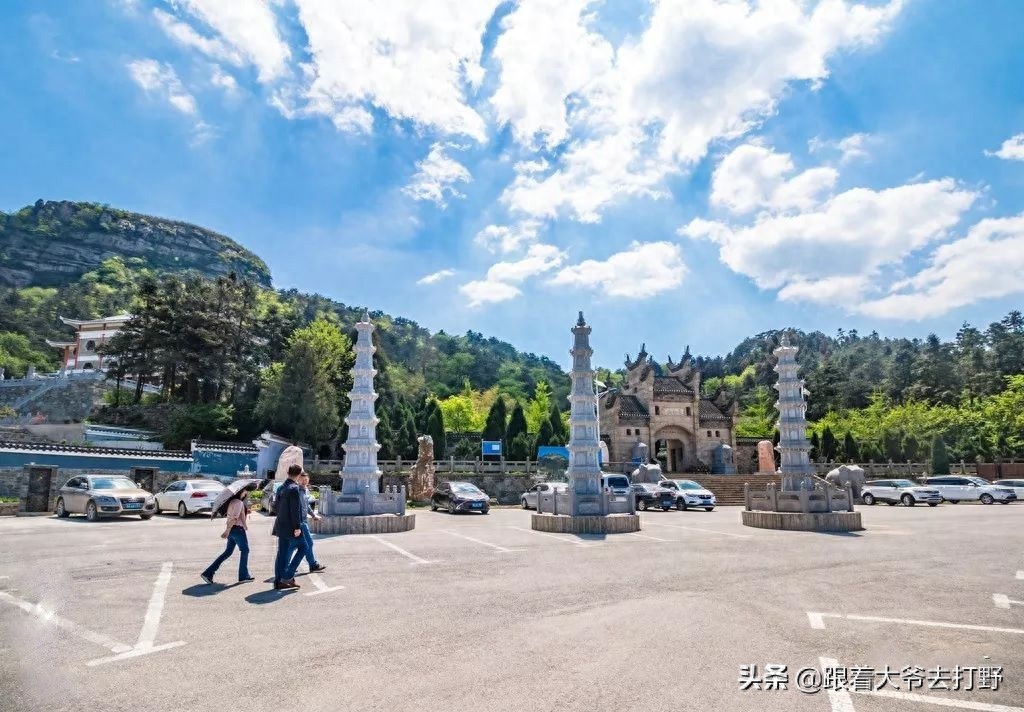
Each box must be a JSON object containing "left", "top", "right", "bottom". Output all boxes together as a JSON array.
[{"left": 653, "top": 426, "right": 694, "bottom": 473}]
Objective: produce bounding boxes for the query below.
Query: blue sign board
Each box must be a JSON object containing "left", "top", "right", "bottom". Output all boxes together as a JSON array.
[{"left": 481, "top": 440, "right": 502, "bottom": 456}]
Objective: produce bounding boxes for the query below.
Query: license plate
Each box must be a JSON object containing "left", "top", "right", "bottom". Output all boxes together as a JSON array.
[
  {"left": 124, "top": 502, "right": 142, "bottom": 510},
  {"left": 472, "top": 502, "right": 483, "bottom": 508}
]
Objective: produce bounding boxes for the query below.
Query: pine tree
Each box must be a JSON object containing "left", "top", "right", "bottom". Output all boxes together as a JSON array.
[
  {"left": 547, "top": 403, "right": 565, "bottom": 444},
  {"left": 506, "top": 402, "right": 528, "bottom": 444},
  {"left": 930, "top": 435, "right": 950, "bottom": 475},
  {"left": 843, "top": 432, "right": 859, "bottom": 463},
  {"left": 883, "top": 430, "right": 904, "bottom": 462},
  {"left": 809, "top": 431, "right": 820, "bottom": 461},
  {"left": 427, "top": 408, "right": 445, "bottom": 459},
  {"left": 377, "top": 408, "right": 396, "bottom": 460},
  {"left": 902, "top": 434, "right": 921, "bottom": 461},
  {"left": 509, "top": 431, "right": 533, "bottom": 460},
  {"left": 821, "top": 426, "right": 838, "bottom": 462},
  {"left": 535, "top": 419, "right": 554, "bottom": 449},
  {"left": 482, "top": 396, "right": 507, "bottom": 444}
]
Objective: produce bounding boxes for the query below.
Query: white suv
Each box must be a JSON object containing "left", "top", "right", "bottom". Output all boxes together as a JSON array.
[
  {"left": 923, "top": 476, "right": 1018, "bottom": 505},
  {"left": 861, "top": 479, "right": 942, "bottom": 507}
]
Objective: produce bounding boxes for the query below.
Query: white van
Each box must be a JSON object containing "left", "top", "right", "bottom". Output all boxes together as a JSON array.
[{"left": 601, "top": 474, "right": 631, "bottom": 496}]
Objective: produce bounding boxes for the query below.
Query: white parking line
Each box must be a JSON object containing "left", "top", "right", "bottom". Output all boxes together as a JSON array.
[
  {"left": 856, "top": 687, "right": 1024, "bottom": 711},
  {"left": 304, "top": 573, "right": 344, "bottom": 596},
  {"left": 625, "top": 532, "right": 669, "bottom": 542},
  {"left": 808, "top": 611, "right": 1024, "bottom": 635},
  {"left": 642, "top": 521, "right": 752, "bottom": 539},
  {"left": 507, "top": 526, "right": 596, "bottom": 547},
  {"left": 441, "top": 530, "right": 521, "bottom": 553},
  {"left": 0, "top": 590, "right": 133, "bottom": 655},
  {"left": 993, "top": 594, "right": 1024, "bottom": 610},
  {"left": 819, "top": 657, "right": 856, "bottom": 712},
  {"left": 369, "top": 536, "right": 433, "bottom": 565}
]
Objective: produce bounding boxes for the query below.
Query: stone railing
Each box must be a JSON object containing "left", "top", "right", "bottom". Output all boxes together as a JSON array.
[
  {"left": 745, "top": 480, "right": 855, "bottom": 514},
  {"left": 313, "top": 458, "right": 635, "bottom": 476}
]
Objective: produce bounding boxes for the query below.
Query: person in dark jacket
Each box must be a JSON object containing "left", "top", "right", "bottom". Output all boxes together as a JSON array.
[
  {"left": 289, "top": 471, "right": 326, "bottom": 575},
  {"left": 271, "top": 464, "right": 307, "bottom": 590}
]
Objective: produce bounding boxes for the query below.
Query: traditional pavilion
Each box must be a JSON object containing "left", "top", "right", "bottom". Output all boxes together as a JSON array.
[{"left": 46, "top": 314, "right": 132, "bottom": 372}]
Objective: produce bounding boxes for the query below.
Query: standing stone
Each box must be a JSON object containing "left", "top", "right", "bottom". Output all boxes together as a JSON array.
[
  {"left": 274, "top": 445, "right": 304, "bottom": 480},
  {"left": 340, "top": 312, "right": 382, "bottom": 512},
  {"left": 711, "top": 442, "right": 738, "bottom": 474},
  {"left": 773, "top": 334, "right": 815, "bottom": 490},
  {"left": 409, "top": 434, "right": 435, "bottom": 502},
  {"left": 757, "top": 439, "right": 776, "bottom": 474},
  {"left": 566, "top": 312, "right": 603, "bottom": 515}
]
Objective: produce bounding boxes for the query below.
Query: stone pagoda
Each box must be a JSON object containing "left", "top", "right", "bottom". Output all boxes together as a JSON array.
[
  {"left": 312, "top": 312, "right": 414, "bottom": 534},
  {"left": 531, "top": 312, "right": 640, "bottom": 534},
  {"left": 741, "top": 332, "right": 861, "bottom": 532},
  {"left": 773, "top": 334, "right": 815, "bottom": 491}
]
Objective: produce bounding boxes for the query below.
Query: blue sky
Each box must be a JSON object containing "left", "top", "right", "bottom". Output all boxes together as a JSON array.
[{"left": 1, "top": 0, "right": 1023, "bottom": 370}]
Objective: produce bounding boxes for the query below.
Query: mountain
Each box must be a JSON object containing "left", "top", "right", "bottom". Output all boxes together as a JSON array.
[{"left": 0, "top": 200, "right": 271, "bottom": 288}]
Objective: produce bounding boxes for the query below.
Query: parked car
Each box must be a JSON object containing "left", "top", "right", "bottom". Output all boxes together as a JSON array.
[
  {"left": 922, "top": 476, "right": 1017, "bottom": 505},
  {"left": 261, "top": 481, "right": 284, "bottom": 515},
  {"left": 860, "top": 479, "right": 942, "bottom": 507},
  {"left": 432, "top": 481, "right": 490, "bottom": 514},
  {"left": 993, "top": 479, "right": 1024, "bottom": 500},
  {"left": 54, "top": 475, "right": 157, "bottom": 521},
  {"left": 154, "top": 478, "right": 225, "bottom": 517},
  {"left": 521, "top": 482, "right": 567, "bottom": 509},
  {"left": 601, "top": 474, "right": 631, "bottom": 496},
  {"left": 632, "top": 482, "right": 675, "bottom": 511},
  {"left": 659, "top": 479, "right": 717, "bottom": 511}
]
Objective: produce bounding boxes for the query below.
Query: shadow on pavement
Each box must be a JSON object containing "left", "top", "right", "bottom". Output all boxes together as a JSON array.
[
  {"left": 245, "top": 589, "right": 296, "bottom": 605},
  {"left": 181, "top": 584, "right": 227, "bottom": 597}
]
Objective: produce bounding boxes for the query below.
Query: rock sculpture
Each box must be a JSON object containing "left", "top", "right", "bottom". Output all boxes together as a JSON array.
[
  {"left": 409, "top": 434, "right": 436, "bottom": 502},
  {"left": 825, "top": 464, "right": 866, "bottom": 499},
  {"left": 757, "top": 439, "right": 775, "bottom": 474},
  {"left": 274, "top": 444, "right": 304, "bottom": 481}
]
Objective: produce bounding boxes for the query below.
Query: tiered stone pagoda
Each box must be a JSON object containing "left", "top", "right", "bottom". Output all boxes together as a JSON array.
[
  {"left": 741, "top": 333, "right": 862, "bottom": 532},
  {"left": 312, "top": 313, "right": 414, "bottom": 534},
  {"left": 531, "top": 312, "right": 640, "bottom": 534}
]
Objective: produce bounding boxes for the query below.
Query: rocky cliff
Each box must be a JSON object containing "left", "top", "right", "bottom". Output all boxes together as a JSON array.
[{"left": 0, "top": 200, "right": 272, "bottom": 288}]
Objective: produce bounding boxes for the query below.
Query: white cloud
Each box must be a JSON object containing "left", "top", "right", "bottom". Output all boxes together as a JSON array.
[
  {"left": 127, "top": 58, "right": 197, "bottom": 115},
  {"left": 549, "top": 241, "right": 686, "bottom": 297},
  {"left": 710, "top": 143, "right": 837, "bottom": 215},
  {"left": 473, "top": 221, "right": 541, "bottom": 254},
  {"left": 172, "top": 0, "right": 290, "bottom": 82},
  {"left": 293, "top": 0, "right": 499, "bottom": 140},
  {"left": 986, "top": 133, "right": 1024, "bottom": 161},
  {"left": 459, "top": 243, "right": 565, "bottom": 307},
  {"left": 499, "top": 0, "right": 902, "bottom": 222},
  {"left": 403, "top": 144, "right": 472, "bottom": 208},
  {"left": 416, "top": 269, "right": 456, "bottom": 285},
  {"left": 211, "top": 66, "right": 239, "bottom": 95},
  {"left": 684, "top": 176, "right": 978, "bottom": 307},
  {"left": 490, "top": 0, "right": 613, "bottom": 148},
  {"left": 810, "top": 132, "right": 873, "bottom": 163},
  {"left": 153, "top": 9, "right": 243, "bottom": 67},
  {"left": 856, "top": 214, "right": 1024, "bottom": 318}
]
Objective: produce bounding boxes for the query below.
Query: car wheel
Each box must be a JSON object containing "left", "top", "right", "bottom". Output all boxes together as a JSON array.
[
  {"left": 947, "top": 499, "right": 958, "bottom": 504},
  {"left": 928, "top": 503, "right": 938, "bottom": 507},
  {"left": 705, "top": 507, "right": 715, "bottom": 512},
  {"left": 980, "top": 493, "right": 994, "bottom": 505},
  {"left": 430, "top": 500, "right": 438, "bottom": 511},
  {"left": 448, "top": 501, "right": 456, "bottom": 514},
  {"left": 862, "top": 493, "right": 875, "bottom": 505},
  {"left": 55, "top": 498, "right": 70, "bottom": 518},
  {"left": 886, "top": 501, "right": 897, "bottom": 506},
  {"left": 481, "top": 508, "right": 489, "bottom": 515},
  {"left": 638, "top": 499, "right": 649, "bottom": 511},
  {"left": 178, "top": 501, "right": 188, "bottom": 518},
  {"left": 85, "top": 500, "right": 99, "bottom": 522},
  {"left": 662, "top": 505, "right": 672, "bottom": 511},
  {"left": 677, "top": 498, "right": 687, "bottom": 511},
  {"left": 154, "top": 501, "right": 162, "bottom": 515},
  {"left": 998, "top": 500, "right": 1010, "bottom": 505},
  {"left": 140, "top": 513, "right": 153, "bottom": 520},
  {"left": 521, "top": 497, "right": 529, "bottom": 509},
  {"left": 901, "top": 494, "right": 915, "bottom": 507}
]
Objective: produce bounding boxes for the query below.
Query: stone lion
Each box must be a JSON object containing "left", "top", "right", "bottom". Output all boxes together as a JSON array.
[{"left": 825, "top": 464, "right": 866, "bottom": 499}]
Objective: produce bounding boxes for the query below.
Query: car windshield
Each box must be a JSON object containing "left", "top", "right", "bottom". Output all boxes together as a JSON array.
[
  {"left": 673, "top": 480, "right": 702, "bottom": 490},
  {"left": 192, "top": 481, "right": 224, "bottom": 491},
  {"left": 606, "top": 477, "right": 628, "bottom": 487},
  {"left": 89, "top": 477, "right": 137, "bottom": 490},
  {"left": 452, "top": 484, "right": 481, "bottom": 494},
  {"left": 891, "top": 480, "right": 915, "bottom": 487},
  {"left": 967, "top": 477, "right": 989, "bottom": 486}
]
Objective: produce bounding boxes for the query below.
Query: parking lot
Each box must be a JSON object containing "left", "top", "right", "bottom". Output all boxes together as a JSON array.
[{"left": 1, "top": 503, "right": 1023, "bottom": 712}]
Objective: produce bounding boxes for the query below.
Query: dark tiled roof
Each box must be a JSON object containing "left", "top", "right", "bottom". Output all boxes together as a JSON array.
[
  {"left": 192, "top": 440, "right": 258, "bottom": 453},
  {"left": 653, "top": 376, "right": 695, "bottom": 396},
  {"left": 618, "top": 395, "right": 650, "bottom": 419},
  {"left": 698, "top": 399, "right": 732, "bottom": 424},
  {"left": 0, "top": 440, "right": 191, "bottom": 459}
]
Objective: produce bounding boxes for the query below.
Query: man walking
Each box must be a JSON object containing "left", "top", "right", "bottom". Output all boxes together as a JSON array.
[
  {"left": 290, "top": 471, "right": 326, "bottom": 575},
  {"left": 272, "top": 464, "right": 307, "bottom": 591}
]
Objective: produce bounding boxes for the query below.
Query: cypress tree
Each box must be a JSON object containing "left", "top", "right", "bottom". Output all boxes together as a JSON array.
[
  {"left": 930, "top": 435, "right": 950, "bottom": 475},
  {"left": 482, "top": 397, "right": 507, "bottom": 444},
  {"left": 548, "top": 403, "right": 565, "bottom": 444},
  {"left": 843, "top": 432, "right": 859, "bottom": 463},
  {"left": 536, "top": 419, "right": 555, "bottom": 449},
  {"left": 427, "top": 408, "right": 445, "bottom": 459},
  {"left": 809, "top": 431, "right": 820, "bottom": 461},
  {"left": 821, "top": 426, "right": 838, "bottom": 462},
  {"left": 506, "top": 402, "right": 528, "bottom": 445},
  {"left": 509, "top": 431, "right": 533, "bottom": 460}
]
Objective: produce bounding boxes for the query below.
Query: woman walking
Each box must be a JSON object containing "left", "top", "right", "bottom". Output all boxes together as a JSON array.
[{"left": 201, "top": 483, "right": 256, "bottom": 585}]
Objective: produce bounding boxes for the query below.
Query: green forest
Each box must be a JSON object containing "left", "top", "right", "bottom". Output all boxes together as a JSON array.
[{"left": 1, "top": 249, "right": 1022, "bottom": 465}]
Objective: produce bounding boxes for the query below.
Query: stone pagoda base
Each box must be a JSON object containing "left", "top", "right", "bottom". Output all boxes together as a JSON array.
[
  {"left": 531, "top": 513, "right": 640, "bottom": 534},
  {"left": 741, "top": 510, "right": 862, "bottom": 532},
  {"left": 311, "top": 513, "right": 416, "bottom": 535}
]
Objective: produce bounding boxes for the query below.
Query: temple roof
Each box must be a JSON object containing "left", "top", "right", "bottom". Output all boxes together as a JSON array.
[
  {"left": 653, "top": 376, "right": 695, "bottom": 396},
  {"left": 698, "top": 398, "right": 732, "bottom": 424},
  {"left": 617, "top": 394, "right": 650, "bottom": 419},
  {"left": 192, "top": 439, "right": 258, "bottom": 454},
  {"left": 58, "top": 314, "right": 133, "bottom": 328}
]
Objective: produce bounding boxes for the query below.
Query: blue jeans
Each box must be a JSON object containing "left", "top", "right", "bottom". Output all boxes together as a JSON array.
[
  {"left": 289, "top": 521, "right": 319, "bottom": 572},
  {"left": 274, "top": 532, "right": 307, "bottom": 582},
  {"left": 203, "top": 526, "right": 250, "bottom": 581}
]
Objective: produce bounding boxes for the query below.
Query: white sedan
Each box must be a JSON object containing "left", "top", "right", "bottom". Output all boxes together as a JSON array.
[
  {"left": 994, "top": 479, "right": 1024, "bottom": 500},
  {"left": 155, "top": 479, "right": 225, "bottom": 517}
]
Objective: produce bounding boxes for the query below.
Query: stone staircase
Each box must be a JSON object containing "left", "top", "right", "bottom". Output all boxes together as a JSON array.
[{"left": 683, "top": 474, "right": 782, "bottom": 506}]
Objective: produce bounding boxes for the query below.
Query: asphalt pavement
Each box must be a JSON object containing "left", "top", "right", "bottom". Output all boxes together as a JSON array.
[{"left": 1, "top": 502, "right": 1022, "bottom": 712}]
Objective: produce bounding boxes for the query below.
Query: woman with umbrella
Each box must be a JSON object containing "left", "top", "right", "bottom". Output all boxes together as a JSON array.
[{"left": 201, "top": 480, "right": 258, "bottom": 585}]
